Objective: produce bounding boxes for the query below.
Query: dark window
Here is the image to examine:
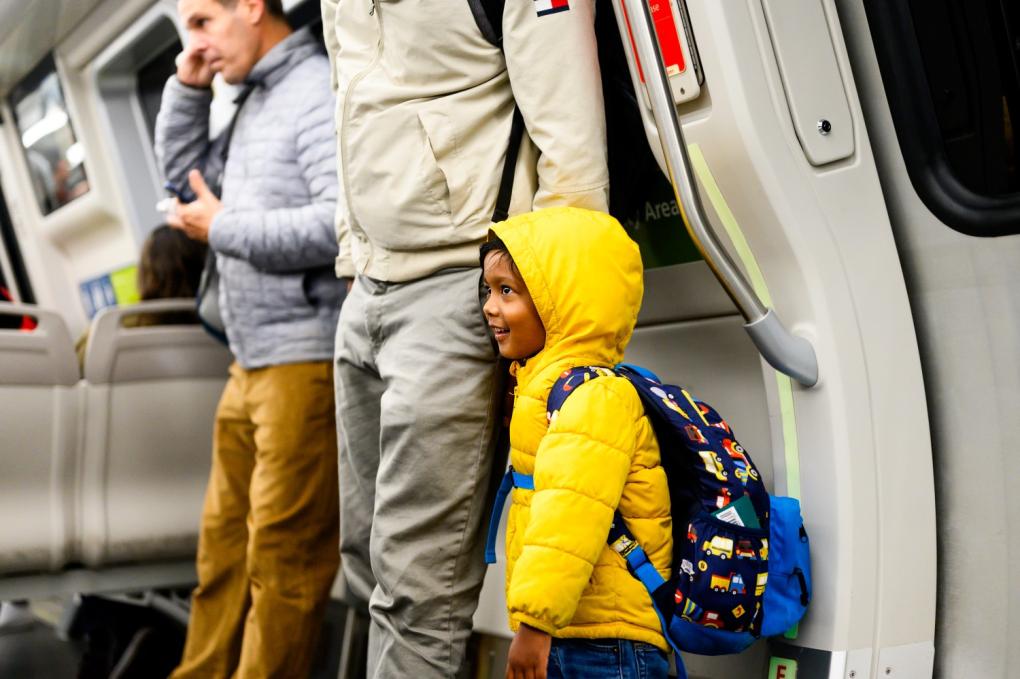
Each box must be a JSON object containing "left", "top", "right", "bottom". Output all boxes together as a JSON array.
[
  {"left": 0, "top": 178, "right": 35, "bottom": 304},
  {"left": 8, "top": 54, "right": 90, "bottom": 216},
  {"left": 136, "top": 40, "right": 182, "bottom": 143},
  {"left": 287, "top": 0, "right": 327, "bottom": 53},
  {"left": 910, "top": 0, "right": 1018, "bottom": 195},
  {"left": 864, "top": 0, "right": 1020, "bottom": 235}
]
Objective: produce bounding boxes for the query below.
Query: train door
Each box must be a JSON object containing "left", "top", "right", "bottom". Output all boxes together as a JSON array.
[
  {"left": 475, "top": 1, "right": 937, "bottom": 678},
  {"left": 622, "top": 0, "right": 941, "bottom": 676},
  {"left": 840, "top": 1, "right": 1020, "bottom": 677}
]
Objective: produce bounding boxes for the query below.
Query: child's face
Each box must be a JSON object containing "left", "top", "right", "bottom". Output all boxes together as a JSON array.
[{"left": 482, "top": 250, "right": 546, "bottom": 360}]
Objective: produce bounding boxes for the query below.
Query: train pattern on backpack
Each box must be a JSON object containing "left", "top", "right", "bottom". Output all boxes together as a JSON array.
[{"left": 546, "top": 365, "right": 774, "bottom": 636}]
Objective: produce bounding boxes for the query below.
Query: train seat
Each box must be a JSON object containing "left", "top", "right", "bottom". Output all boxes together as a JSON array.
[
  {"left": 0, "top": 304, "right": 80, "bottom": 575},
  {"left": 79, "top": 300, "right": 231, "bottom": 566}
]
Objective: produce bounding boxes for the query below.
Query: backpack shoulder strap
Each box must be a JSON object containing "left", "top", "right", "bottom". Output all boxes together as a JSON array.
[
  {"left": 467, "top": 0, "right": 505, "bottom": 47},
  {"left": 546, "top": 366, "right": 616, "bottom": 422},
  {"left": 465, "top": 0, "right": 524, "bottom": 223},
  {"left": 615, "top": 364, "right": 707, "bottom": 431},
  {"left": 492, "top": 107, "right": 525, "bottom": 223},
  {"left": 543, "top": 365, "right": 670, "bottom": 588}
]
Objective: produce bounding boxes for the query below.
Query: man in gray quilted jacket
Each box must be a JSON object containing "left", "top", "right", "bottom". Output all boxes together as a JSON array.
[{"left": 154, "top": 1, "right": 342, "bottom": 676}]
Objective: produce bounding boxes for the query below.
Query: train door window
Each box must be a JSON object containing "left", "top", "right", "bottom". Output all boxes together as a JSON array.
[
  {"left": 136, "top": 41, "right": 183, "bottom": 144},
  {"left": 864, "top": 0, "right": 1020, "bottom": 236},
  {"left": 595, "top": 0, "right": 701, "bottom": 268},
  {"left": 0, "top": 179, "right": 34, "bottom": 304},
  {"left": 287, "top": 0, "right": 326, "bottom": 42},
  {"left": 8, "top": 55, "right": 90, "bottom": 216},
  {"left": 93, "top": 9, "right": 182, "bottom": 244}
]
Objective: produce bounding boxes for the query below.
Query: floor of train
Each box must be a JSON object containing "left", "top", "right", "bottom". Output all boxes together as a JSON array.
[{"left": 0, "top": 597, "right": 350, "bottom": 678}]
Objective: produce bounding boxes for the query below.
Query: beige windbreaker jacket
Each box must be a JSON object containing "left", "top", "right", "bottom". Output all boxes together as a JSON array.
[{"left": 322, "top": 0, "right": 609, "bottom": 282}]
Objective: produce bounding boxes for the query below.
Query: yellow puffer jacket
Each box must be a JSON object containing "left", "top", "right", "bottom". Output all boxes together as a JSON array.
[{"left": 493, "top": 207, "right": 672, "bottom": 651}]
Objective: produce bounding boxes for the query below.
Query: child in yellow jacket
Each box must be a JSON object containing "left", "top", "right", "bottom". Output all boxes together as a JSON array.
[{"left": 481, "top": 207, "right": 673, "bottom": 679}]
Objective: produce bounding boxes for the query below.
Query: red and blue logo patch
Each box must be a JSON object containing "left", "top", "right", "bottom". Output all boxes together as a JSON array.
[{"left": 534, "top": 0, "right": 570, "bottom": 17}]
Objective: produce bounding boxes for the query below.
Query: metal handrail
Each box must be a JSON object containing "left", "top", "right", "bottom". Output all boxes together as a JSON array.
[{"left": 619, "top": 0, "right": 819, "bottom": 387}]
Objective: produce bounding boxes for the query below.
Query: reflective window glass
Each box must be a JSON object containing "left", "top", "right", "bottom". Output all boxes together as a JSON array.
[
  {"left": 9, "top": 55, "right": 89, "bottom": 215},
  {"left": 136, "top": 40, "right": 182, "bottom": 143}
]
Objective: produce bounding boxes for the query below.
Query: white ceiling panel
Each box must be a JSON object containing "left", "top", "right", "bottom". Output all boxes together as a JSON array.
[{"left": 0, "top": 0, "right": 106, "bottom": 95}]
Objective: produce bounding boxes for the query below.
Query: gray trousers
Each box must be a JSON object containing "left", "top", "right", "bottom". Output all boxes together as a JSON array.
[{"left": 334, "top": 268, "right": 501, "bottom": 677}]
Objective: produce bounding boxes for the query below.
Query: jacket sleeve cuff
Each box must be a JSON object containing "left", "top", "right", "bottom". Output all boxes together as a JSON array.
[
  {"left": 207, "top": 208, "right": 239, "bottom": 257},
  {"left": 334, "top": 256, "right": 356, "bottom": 279},
  {"left": 166, "top": 75, "right": 214, "bottom": 102},
  {"left": 510, "top": 612, "right": 558, "bottom": 636}
]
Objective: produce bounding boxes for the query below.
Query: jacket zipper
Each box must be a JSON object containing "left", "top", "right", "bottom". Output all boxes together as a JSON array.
[{"left": 339, "top": 0, "right": 383, "bottom": 246}]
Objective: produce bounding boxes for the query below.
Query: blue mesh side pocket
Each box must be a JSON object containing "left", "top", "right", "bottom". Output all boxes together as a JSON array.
[{"left": 760, "top": 496, "right": 811, "bottom": 637}]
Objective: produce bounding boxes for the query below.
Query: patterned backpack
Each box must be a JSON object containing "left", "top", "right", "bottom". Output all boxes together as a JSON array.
[{"left": 486, "top": 364, "right": 811, "bottom": 676}]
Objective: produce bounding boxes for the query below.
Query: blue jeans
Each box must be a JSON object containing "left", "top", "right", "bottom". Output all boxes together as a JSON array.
[{"left": 547, "top": 638, "right": 670, "bottom": 679}]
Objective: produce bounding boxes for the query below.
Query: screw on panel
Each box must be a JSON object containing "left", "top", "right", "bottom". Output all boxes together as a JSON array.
[
  {"left": 817, "top": 119, "right": 832, "bottom": 135},
  {"left": 886, "top": 668, "right": 893, "bottom": 675},
  {"left": 848, "top": 672, "right": 856, "bottom": 678}
]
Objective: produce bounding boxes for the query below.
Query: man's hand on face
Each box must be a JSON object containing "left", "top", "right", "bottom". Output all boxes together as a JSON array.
[
  {"left": 167, "top": 169, "right": 222, "bottom": 243},
  {"left": 176, "top": 43, "right": 215, "bottom": 89}
]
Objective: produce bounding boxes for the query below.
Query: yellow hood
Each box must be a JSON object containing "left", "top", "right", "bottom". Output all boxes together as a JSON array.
[
  {"left": 495, "top": 209, "right": 671, "bottom": 649},
  {"left": 491, "top": 207, "right": 643, "bottom": 385}
]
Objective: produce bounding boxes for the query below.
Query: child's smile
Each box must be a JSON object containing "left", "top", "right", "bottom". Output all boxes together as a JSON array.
[{"left": 481, "top": 250, "right": 546, "bottom": 360}]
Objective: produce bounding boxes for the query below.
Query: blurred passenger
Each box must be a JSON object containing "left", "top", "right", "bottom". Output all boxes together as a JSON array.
[
  {"left": 481, "top": 209, "right": 670, "bottom": 679},
  {"left": 321, "top": 0, "right": 609, "bottom": 674},
  {"left": 153, "top": 0, "right": 342, "bottom": 677},
  {"left": 74, "top": 225, "right": 206, "bottom": 369},
  {"left": 0, "top": 286, "right": 36, "bottom": 331}
]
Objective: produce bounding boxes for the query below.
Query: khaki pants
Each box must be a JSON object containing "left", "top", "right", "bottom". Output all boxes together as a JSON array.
[
  {"left": 335, "top": 269, "right": 501, "bottom": 677},
  {"left": 171, "top": 361, "right": 340, "bottom": 679}
]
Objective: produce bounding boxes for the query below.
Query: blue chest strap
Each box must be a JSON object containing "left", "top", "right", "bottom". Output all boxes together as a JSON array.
[
  {"left": 484, "top": 468, "right": 533, "bottom": 564},
  {"left": 483, "top": 469, "right": 665, "bottom": 596},
  {"left": 483, "top": 466, "right": 682, "bottom": 676}
]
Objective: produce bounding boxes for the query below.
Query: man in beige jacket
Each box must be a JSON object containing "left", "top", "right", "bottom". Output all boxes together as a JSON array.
[{"left": 321, "top": 0, "right": 609, "bottom": 675}]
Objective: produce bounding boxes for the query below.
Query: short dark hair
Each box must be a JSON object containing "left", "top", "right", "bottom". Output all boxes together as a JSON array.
[
  {"left": 216, "top": 0, "right": 286, "bottom": 19},
  {"left": 479, "top": 235, "right": 519, "bottom": 275}
]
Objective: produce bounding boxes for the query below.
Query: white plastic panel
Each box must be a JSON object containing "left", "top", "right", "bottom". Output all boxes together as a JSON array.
[
  {"left": 874, "top": 640, "right": 934, "bottom": 679},
  {"left": 759, "top": 0, "right": 854, "bottom": 165}
]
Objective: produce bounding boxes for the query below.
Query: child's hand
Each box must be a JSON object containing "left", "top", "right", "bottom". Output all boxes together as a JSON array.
[{"left": 506, "top": 623, "right": 552, "bottom": 679}]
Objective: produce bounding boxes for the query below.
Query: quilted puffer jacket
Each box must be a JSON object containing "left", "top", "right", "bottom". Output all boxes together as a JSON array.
[
  {"left": 154, "top": 27, "right": 342, "bottom": 369},
  {"left": 494, "top": 207, "right": 672, "bottom": 650}
]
